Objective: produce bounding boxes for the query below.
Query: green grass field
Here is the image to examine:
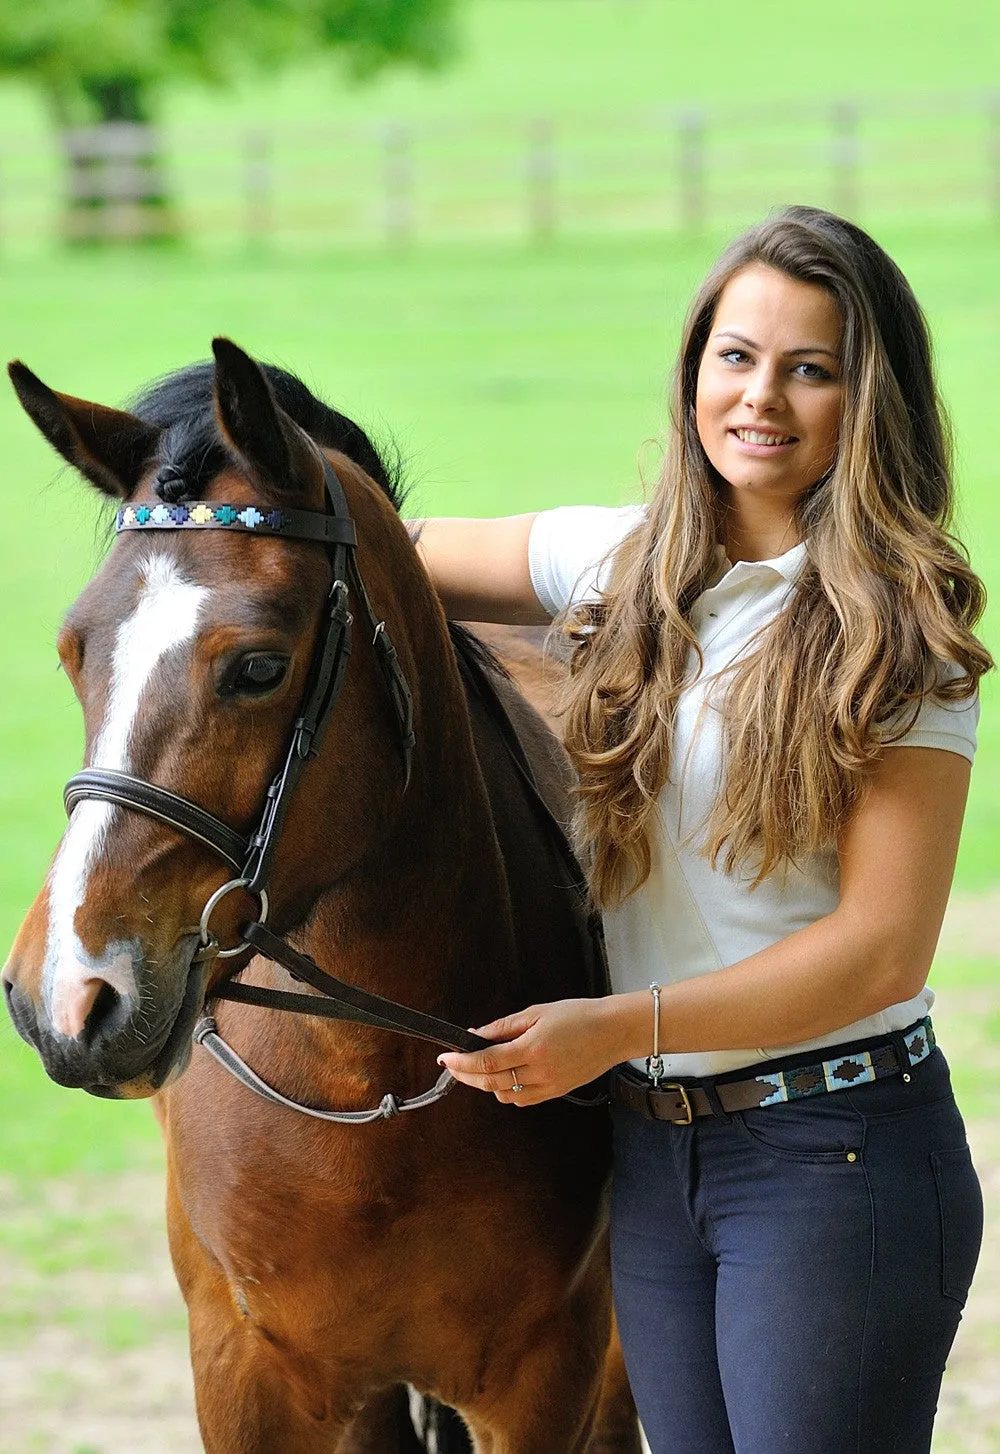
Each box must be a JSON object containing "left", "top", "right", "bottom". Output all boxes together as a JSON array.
[{"left": 0, "top": 0, "right": 997, "bottom": 1304}]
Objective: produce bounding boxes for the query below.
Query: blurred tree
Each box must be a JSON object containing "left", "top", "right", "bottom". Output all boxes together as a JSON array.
[{"left": 0, "top": 0, "right": 456, "bottom": 239}]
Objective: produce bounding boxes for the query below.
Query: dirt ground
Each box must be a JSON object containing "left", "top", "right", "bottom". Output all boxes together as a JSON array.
[{"left": 1, "top": 893, "right": 997, "bottom": 1454}]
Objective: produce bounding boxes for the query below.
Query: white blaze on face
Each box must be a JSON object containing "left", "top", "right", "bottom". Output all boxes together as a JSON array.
[{"left": 44, "top": 553, "right": 211, "bottom": 1038}]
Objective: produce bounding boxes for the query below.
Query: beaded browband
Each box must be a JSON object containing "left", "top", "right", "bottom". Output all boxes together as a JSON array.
[{"left": 117, "top": 500, "right": 357, "bottom": 546}]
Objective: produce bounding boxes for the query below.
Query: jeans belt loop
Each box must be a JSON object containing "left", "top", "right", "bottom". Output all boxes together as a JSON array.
[
  {"left": 701, "top": 1079, "right": 730, "bottom": 1120},
  {"left": 888, "top": 1029, "right": 915, "bottom": 1081}
]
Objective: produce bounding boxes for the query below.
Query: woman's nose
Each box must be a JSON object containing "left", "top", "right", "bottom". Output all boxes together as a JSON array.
[{"left": 741, "top": 366, "right": 785, "bottom": 413}]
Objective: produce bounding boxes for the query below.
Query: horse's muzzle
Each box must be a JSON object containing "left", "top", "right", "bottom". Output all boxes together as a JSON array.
[{"left": 2, "top": 938, "right": 211, "bottom": 1098}]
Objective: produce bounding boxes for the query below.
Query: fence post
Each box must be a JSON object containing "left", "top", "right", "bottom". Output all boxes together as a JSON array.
[
  {"left": 245, "top": 129, "right": 272, "bottom": 246},
  {"left": 383, "top": 123, "right": 413, "bottom": 247},
  {"left": 527, "top": 117, "right": 556, "bottom": 242},
  {"left": 832, "top": 102, "right": 860, "bottom": 218},
  {"left": 678, "top": 109, "right": 706, "bottom": 232},
  {"left": 60, "top": 123, "right": 172, "bottom": 242},
  {"left": 991, "top": 93, "right": 1000, "bottom": 222}
]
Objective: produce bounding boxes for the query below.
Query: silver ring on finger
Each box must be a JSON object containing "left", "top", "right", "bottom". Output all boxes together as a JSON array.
[{"left": 510, "top": 1069, "right": 525, "bottom": 1094}]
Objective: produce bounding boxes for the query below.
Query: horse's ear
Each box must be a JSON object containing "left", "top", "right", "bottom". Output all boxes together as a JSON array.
[
  {"left": 8, "top": 361, "right": 160, "bottom": 500},
  {"left": 211, "top": 338, "right": 323, "bottom": 498}
]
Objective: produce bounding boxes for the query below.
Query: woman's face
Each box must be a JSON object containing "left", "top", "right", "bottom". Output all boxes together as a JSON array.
[{"left": 695, "top": 264, "right": 844, "bottom": 515}]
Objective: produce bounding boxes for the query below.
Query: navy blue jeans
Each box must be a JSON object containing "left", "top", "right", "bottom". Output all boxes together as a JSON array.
[{"left": 610, "top": 1045, "right": 982, "bottom": 1454}]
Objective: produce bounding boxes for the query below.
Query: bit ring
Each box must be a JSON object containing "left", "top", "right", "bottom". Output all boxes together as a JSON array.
[{"left": 198, "top": 878, "right": 270, "bottom": 960}]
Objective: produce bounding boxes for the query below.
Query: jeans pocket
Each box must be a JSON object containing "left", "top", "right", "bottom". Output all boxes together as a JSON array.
[
  {"left": 931, "top": 1145, "right": 984, "bottom": 1306},
  {"left": 731, "top": 1097, "right": 864, "bottom": 1165}
]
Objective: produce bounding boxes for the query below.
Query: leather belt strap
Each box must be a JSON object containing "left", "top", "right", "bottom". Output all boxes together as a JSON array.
[{"left": 613, "top": 1018, "right": 935, "bottom": 1123}]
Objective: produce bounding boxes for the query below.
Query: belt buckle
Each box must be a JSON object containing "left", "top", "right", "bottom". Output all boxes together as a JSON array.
[
  {"left": 666, "top": 1083, "right": 694, "bottom": 1125},
  {"left": 646, "top": 1081, "right": 693, "bottom": 1125}
]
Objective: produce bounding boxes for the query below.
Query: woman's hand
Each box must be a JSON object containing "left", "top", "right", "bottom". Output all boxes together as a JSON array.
[{"left": 438, "top": 997, "right": 622, "bottom": 1106}]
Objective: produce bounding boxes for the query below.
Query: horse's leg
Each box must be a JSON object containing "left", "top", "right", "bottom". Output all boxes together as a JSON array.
[
  {"left": 465, "top": 1311, "right": 639, "bottom": 1454},
  {"left": 462, "top": 1335, "right": 600, "bottom": 1454},
  {"left": 166, "top": 1182, "right": 351, "bottom": 1454},
  {"left": 459, "top": 1299, "right": 611, "bottom": 1454},
  {"left": 335, "top": 1386, "right": 425, "bottom": 1454},
  {"left": 187, "top": 1275, "right": 362, "bottom": 1454},
  {"left": 187, "top": 1298, "right": 351, "bottom": 1453}
]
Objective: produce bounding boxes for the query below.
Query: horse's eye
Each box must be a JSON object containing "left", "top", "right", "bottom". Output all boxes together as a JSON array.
[{"left": 222, "top": 653, "right": 289, "bottom": 698}]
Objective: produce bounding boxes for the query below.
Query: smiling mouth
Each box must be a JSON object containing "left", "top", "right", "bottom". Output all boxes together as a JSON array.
[{"left": 732, "top": 428, "right": 797, "bottom": 447}]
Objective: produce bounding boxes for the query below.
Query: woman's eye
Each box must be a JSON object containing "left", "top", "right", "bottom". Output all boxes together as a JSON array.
[
  {"left": 222, "top": 653, "right": 289, "bottom": 698},
  {"left": 794, "top": 361, "right": 834, "bottom": 380},
  {"left": 720, "top": 349, "right": 749, "bottom": 364}
]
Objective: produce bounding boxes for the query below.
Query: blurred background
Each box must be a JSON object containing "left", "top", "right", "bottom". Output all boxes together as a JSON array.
[{"left": 0, "top": 1, "right": 997, "bottom": 1449}]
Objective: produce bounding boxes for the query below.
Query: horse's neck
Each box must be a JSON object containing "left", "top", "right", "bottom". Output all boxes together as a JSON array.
[{"left": 297, "top": 628, "right": 518, "bottom": 1030}]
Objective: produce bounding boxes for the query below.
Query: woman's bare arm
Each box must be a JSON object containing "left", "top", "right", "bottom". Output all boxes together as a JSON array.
[
  {"left": 410, "top": 514, "right": 550, "bottom": 625},
  {"left": 440, "top": 745, "right": 972, "bottom": 1101}
]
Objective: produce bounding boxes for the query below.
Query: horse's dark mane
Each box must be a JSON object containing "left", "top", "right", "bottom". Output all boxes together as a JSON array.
[
  {"left": 448, "top": 621, "right": 510, "bottom": 683},
  {"left": 130, "top": 361, "right": 407, "bottom": 512}
]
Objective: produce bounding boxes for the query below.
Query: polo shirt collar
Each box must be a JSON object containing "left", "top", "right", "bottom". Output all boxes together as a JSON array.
[
  {"left": 713, "top": 540, "right": 808, "bottom": 586},
  {"left": 765, "top": 540, "right": 808, "bottom": 581}
]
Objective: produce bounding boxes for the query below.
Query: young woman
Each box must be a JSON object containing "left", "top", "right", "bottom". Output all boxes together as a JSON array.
[{"left": 417, "top": 206, "right": 992, "bottom": 1453}]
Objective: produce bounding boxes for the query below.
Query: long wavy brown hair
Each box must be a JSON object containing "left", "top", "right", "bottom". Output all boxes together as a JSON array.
[{"left": 560, "top": 206, "right": 993, "bottom": 908}]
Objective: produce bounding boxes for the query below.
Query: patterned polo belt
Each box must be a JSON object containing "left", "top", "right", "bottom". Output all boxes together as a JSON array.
[{"left": 613, "top": 1018, "right": 936, "bottom": 1124}]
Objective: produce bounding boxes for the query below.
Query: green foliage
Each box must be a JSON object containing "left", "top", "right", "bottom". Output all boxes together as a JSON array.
[{"left": 0, "top": 0, "right": 456, "bottom": 125}]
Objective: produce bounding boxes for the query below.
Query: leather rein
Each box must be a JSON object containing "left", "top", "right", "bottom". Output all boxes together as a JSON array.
[{"left": 63, "top": 457, "right": 605, "bottom": 1120}]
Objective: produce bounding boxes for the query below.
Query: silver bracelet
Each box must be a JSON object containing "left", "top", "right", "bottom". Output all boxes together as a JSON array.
[{"left": 646, "top": 983, "right": 664, "bottom": 1087}]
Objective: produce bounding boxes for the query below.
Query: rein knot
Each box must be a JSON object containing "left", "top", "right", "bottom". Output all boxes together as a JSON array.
[{"left": 379, "top": 1093, "right": 401, "bottom": 1120}]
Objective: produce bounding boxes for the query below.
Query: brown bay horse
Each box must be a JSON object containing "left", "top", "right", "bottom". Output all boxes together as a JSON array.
[{"left": 2, "top": 341, "right": 639, "bottom": 1454}]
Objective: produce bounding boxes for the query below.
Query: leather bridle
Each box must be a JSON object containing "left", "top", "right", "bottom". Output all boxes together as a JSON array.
[
  {"left": 66, "top": 458, "right": 414, "bottom": 903},
  {"left": 62, "top": 455, "right": 606, "bottom": 1118}
]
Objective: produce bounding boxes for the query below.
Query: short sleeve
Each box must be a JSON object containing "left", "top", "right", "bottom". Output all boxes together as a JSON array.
[
  {"left": 881, "top": 662, "right": 979, "bottom": 764},
  {"left": 527, "top": 504, "right": 646, "bottom": 617}
]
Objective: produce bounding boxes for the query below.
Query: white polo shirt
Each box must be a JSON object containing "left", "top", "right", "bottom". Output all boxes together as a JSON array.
[{"left": 528, "top": 505, "right": 980, "bottom": 1077}]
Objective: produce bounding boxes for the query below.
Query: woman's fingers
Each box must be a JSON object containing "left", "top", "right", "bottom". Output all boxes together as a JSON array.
[
  {"left": 470, "top": 1008, "right": 539, "bottom": 1040},
  {"left": 437, "top": 1036, "right": 531, "bottom": 1095},
  {"left": 440, "top": 997, "right": 612, "bottom": 1105}
]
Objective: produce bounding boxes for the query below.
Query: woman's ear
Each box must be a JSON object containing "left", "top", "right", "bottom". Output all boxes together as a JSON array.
[{"left": 8, "top": 361, "right": 160, "bottom": 499}]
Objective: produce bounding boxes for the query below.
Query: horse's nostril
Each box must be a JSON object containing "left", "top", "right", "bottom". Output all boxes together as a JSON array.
[
  {"left": 84, "top": 981, "right": 123, "bottom": 1045},
  {"left": 52, "top": 975, "right": 120, "bottom": 1041},
  {"left": 2, "top": 975, "right": 20, "bottom": 1028}
]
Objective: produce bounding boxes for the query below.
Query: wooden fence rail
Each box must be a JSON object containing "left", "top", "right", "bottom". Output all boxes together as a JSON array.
[{"left": 0, "top": 90, "right": 997, "bottom": 250}]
